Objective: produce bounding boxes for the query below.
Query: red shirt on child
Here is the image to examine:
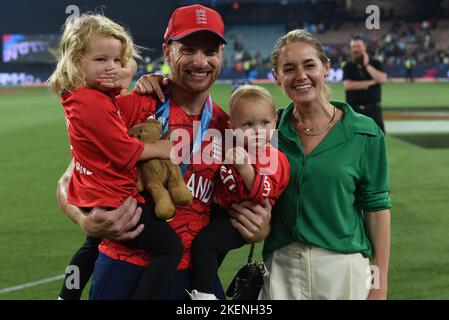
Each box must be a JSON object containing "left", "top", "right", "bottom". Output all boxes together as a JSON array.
[
  {"left": 215, "top": 146, "right": 290, "bottom": 210},
  {"left": 61, "top": 87, "right": 144, "bottom": 208}
]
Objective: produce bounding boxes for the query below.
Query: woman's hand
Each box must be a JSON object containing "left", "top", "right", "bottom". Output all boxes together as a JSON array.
[{"left": 367, "top": 288, "right": 387, "bottom": 300}]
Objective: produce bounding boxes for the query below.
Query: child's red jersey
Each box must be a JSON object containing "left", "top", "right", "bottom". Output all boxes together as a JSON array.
[
  {"left": 215, "top": 146, "right": 290, "bottom": 210},
  {"left": 61, "top": 87, "right": 144, "bottom": 208}
]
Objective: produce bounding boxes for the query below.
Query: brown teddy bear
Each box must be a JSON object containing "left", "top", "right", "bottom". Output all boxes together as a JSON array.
[{"left": 129, "top": 119, "right": 193, "bottom": 220}]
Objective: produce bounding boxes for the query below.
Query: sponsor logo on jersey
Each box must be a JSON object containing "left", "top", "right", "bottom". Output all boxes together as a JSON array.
[
  {"left": 219, "top": 165, "right": 236, "bottom": 191},
  {"left": 75, "top": 161, "right": 92, "bottom": 175},
  {"left": 186, "top": 173, "right": 214, "bottom": 203},
  {"left": 262, "top": 175, "right": 271, "bottom": 197}
]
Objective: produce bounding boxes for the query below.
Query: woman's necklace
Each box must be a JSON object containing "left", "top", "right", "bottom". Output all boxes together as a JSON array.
[{"left": 295, "top": 105, "right": 336, "bottom": 136}]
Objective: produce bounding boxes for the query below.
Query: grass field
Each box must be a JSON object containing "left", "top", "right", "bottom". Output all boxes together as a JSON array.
[{"left": 1, "top": 82, "right": 449, "bottom": 299}]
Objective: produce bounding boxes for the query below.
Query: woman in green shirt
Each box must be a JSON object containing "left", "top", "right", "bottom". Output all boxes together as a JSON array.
[{"left": 259, "top": 29, "right": 391, "bottom": 300}]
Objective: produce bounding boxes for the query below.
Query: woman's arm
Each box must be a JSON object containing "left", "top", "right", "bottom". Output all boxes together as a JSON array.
[
  {"left": 365, "top": 209, "right": 390, "bottom": 300},
  {"left": 56, "top": 160, "right": 144, "bottom": 241}
]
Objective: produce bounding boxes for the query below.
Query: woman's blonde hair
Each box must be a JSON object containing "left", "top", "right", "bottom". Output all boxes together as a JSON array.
[
  {"left": 271, "top": 29, "right": 330, "bottom": 98},
  {"left": 229, "top": 85, "right": 276, "bottom": 118},
  {"left": 48, "top": 13, "right": 140, "bottom": 95}
]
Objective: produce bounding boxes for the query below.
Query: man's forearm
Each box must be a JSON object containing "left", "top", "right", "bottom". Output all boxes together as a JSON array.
[
  {"left": 365, "top": 65, "right": 387, "bottom": 84},
  {"left": 57, "top": 187, "right": 85, "bottom": 225},
  {"left": 365, "top": 209, "right": 390, "bottom": 293},
  {"left": 56, "top": 160, "right": 86, "bottom": 225},
  {"left": 55, "top": 161, "right": 144, "bottom": 241},
  {"left": 229, "top": 200, "right": 272, "bottom": 243},
  {"left": 343, "top": 80, "right": 376, "bottom": 91}
]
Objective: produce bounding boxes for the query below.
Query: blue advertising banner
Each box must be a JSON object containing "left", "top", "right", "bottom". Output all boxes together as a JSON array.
[{"left": 2, "top": 34, "right": 59, "bottom": 63}]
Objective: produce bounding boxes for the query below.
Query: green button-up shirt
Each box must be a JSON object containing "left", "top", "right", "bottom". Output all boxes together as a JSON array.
[{"left": 263, "top": 101, "right": 392, "bottom": 260}]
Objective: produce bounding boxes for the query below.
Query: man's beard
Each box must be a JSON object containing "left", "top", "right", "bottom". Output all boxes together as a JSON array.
[{"left": 352, "top": 54, "right": 363, "bottom": 65}]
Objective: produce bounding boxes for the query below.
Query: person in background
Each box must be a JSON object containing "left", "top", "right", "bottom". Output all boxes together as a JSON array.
[
  {"left": 404, "top": 56, "right": 415, "bottom": 83},
  {"left": 343, "top": 35, "right": 388, "bottom": 132}
]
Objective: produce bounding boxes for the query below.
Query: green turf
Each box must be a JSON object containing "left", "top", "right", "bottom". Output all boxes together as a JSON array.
[
  {"left": 0, "top": 83, "right": 448, "bottom": 299},
  {"left": 208, "top": 82, "right": 449, "bottom": 111}
]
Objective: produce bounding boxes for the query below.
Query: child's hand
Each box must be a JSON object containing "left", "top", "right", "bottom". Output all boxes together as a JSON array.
[
  {"left": 97, "top": 60, "right": 137, "bottom": 96},
  {"left": 226, "top": 147, "right": 256, "bottom": 191},
  {"left": 225, "top": 147, "right": 249, "bottom": 166},
  {"left": 97, "top": 68, "right": 132, "bottom": 95}
]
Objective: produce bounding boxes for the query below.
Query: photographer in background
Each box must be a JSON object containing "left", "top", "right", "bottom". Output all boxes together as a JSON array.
[{"left": 343, "top": 35, "right": 387, "bottom": 132}]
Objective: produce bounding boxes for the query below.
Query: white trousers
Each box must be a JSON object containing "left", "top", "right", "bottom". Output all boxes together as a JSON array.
[{"left": 259, "top": 242, "right": 371, "bottom": 300}]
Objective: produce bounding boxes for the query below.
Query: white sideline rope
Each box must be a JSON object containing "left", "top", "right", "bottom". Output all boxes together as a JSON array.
[{"left": 0, "top": 274, "right": 65, "bottom": 295}]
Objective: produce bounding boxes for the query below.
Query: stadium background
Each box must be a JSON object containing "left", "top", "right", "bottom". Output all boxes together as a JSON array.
[{"left": 0, "top": 0, "right": 448, "bottom": 299}]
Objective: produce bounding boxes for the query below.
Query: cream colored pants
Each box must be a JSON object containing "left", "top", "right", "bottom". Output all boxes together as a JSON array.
[{"left": 259, "top": 242, "right": 371, "bottom": 300}]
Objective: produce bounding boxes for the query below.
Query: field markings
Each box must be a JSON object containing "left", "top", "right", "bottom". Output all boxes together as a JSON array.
[
  {"left": 385, "top": 120, "right": 449, "bottom": 133},
  {"left": 0, "top": 274, "right": 64, "bottom": 295}
]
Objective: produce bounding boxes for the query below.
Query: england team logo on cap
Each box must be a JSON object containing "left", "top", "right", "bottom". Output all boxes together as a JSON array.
[{"left": 195, "top": 8, "right": 207, "bottom": 25}]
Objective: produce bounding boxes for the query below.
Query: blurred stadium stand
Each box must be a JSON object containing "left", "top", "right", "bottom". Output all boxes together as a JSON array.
[
  {"left": 0, "top": 0, "right": 448, "bottom": 85},
  {"left": 213, "top": 0, "right": 449, "bottom": 81},
  {"left": 0, "top": 0, "right": 176, "bottom": 85}
]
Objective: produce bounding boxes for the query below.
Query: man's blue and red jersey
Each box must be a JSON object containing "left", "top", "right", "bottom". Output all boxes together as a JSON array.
[{"left": 99, "top": 92, "right": 229, "bottom": 270}]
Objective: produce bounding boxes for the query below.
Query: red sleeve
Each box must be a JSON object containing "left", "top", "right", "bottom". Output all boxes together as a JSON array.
[
  {"left": 244, "top": 148, "right": 291, "bottom": 205},
  {"left": 214, "top": 149, "right": 291, "bottom": 208},
  {"left": 115, "top": 92, "right": 157, "bottom": 128},
  {"left": 214, "top": 165, "right": 244, "bottom": 210},
  {"left": 73, "top": 91, "right": 144, "bottom": 170}
]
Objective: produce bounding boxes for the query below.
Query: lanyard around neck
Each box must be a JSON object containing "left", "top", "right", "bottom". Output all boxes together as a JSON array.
[{"left": 155, "top": 95, "right": 214, "bottom": 177}]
